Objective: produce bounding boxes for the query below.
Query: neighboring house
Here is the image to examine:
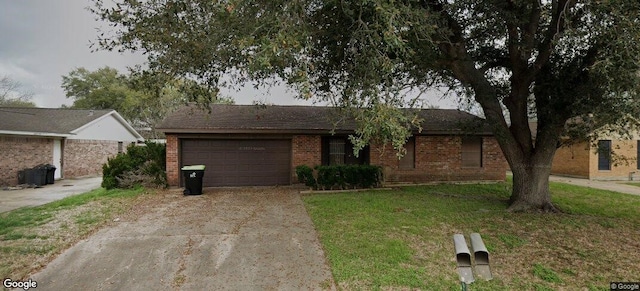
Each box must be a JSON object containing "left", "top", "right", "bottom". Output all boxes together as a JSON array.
[
  {"left": 158, "top": 104, "right": 507, "bottom": 187},
  {"left": 552, "top": 132, "right": 640, "bottom": 181},
  {"left": 0, "top": 107, "right": 144, "bottom": 186}
]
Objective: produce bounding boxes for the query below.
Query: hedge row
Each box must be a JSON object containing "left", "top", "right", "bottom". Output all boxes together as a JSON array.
[{"left": 295, "top": 164, "right": 383, "bottom": 190}]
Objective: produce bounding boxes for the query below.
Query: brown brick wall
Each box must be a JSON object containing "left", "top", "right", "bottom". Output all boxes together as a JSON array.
[
  {"left": 0, "top": 136, "right": 53, "bottom": 186},
  {"left": 371, "top": 136, "right": 507, "bottom": 183},
  {"left": 166, "top": 134, "right": 179, "bottom": 186},
  {"left": 164, "top": 133, "right": 508, "bottom": 187},
  {"left": 64, "top": 139, "right": 119, "bottom": 178},
  {"left": 291, "top": 135, "right": 322, "bottom": 182},
  {"left": 589, "top": 139, "right": 639, "bottom": 180},
  {"left": 551, "top": 142, "right": 591, "bottom": 178}
]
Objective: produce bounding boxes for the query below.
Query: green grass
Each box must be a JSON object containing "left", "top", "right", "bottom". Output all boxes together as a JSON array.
[
  {"left": 303, "top": 181, "right": 640, "bottom": 290},
  {"left": 0, "top": 187, "right": 147, "bottom": 279},
  {"left": 533, "top": 263, "right": 562, "bottom": 283}
]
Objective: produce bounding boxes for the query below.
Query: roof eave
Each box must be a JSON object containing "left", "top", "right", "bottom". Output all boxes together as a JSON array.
[
  {"left": 157, "top": 128, "right": 494, "bottom": 135},
  {"left": 0, "top": 130, "right": 72, "bottom": 138},
  {"left": 156, "top": 128, "right": 355, "bottom": 135}
]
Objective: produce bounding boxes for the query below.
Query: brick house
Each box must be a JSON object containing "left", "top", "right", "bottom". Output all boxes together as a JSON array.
[
  {"left": 0, "top": 107, "right": 144, "bottom": 186},
  {"left": 552, "top": 133, "right": 640, "bottom": 181},
  {"left": 158, "top": 104, "right": 507, "bottom": 187}
]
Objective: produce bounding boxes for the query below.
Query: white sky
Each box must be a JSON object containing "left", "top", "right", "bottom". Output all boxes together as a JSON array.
[{"left": 0, "top": 0, "right": 458, "bottom": 109}]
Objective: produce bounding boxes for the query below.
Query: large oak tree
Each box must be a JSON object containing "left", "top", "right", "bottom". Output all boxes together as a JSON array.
[{"left": 92, "top": 0, "right": 640, "bottom": 211}]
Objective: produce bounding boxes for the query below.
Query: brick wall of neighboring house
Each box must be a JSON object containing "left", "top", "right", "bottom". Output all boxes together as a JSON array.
[
  {"left": 371, "top": 136, "right": 507, "bottom": 183},
  {"left": 166, "top": 134, "right": 179, "bottom": 186},
  {"left": 291, "top": 135, "right": 322, "bottom": 182},
  {"left": 64, "top": 139, "right": 119, "bottom": 178},
  {"left": 551, "top": 141, "right": 591, "bottom": 178},
  {"left": 0, "top": 136, "right": 53, "bottom": 186},
  {"left": 588, "top": 139, "right": 640, "bottom": 180}
]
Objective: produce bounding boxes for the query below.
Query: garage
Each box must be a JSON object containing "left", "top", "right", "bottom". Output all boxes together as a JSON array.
[{"left": 180, "top": 139, "right": 291, "bottom": 187}]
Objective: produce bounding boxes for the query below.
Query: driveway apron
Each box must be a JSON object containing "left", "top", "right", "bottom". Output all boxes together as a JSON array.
[
  {"left": 32, "top": 188, "right": 335, "bottom": 290},
  {"left": 0, "top": 177, "right": 102, "bottom": 213}
]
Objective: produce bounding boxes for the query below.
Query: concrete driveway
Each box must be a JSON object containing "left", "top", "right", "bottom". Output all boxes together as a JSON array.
[
  {"left": 32, "top": 188, "right": 335, "bottom": 290},
  {"left": 0, "top": 177, "right": 103, "bottom": 213}
]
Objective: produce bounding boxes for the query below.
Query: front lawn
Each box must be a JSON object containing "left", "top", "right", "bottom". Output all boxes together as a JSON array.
[
  {"left": 302, "top": 182, "right": 640, "bottom": 290},
  {"left": 0, "top": 187, "right": 152, "bottom": 280}
]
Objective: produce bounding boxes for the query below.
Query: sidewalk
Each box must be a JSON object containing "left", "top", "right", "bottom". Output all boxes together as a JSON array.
[
  {"left": 0, "top": 177, "right": 103, "bottom": 213},
  {"left": 549, "top": 175, "right": 640, "bottom": 196}
]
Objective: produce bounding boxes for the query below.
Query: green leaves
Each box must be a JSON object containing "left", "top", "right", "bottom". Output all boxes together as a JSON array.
[
  {"left": 61, "top": 66, "right": 227, "bottom": 137},
  {"left": 90, "top": 0, "right": 640, "bottom": 208}
]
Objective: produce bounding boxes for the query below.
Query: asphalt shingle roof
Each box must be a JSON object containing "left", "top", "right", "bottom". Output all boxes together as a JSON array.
[
  {"left": 0, "top": 107, "right": 113, "bottom": 135},
  {"left": 158, "top": 104, "right": 492, "bottom": 135}
]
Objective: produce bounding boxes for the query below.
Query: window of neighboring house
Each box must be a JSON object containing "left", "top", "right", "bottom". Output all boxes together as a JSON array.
[
  {"left": 118, "top": 142, "right": 124, "bottom": 154},
  {"left": 461, "top": 136, "right": 483, "bottom": 168},
  {"left": 399, "top": 137, "right": 415, "bottom": 169},
  {"left": 329, "top": 139, "right": 346, "bottom": 165},
  {"left": 598, "top": 140, "right": 611, "bottom": 170}
]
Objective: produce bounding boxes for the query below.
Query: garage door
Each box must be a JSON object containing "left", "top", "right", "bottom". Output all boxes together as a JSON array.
[{"left": 181, "top": 139, "right": 291, "bottom": 187}]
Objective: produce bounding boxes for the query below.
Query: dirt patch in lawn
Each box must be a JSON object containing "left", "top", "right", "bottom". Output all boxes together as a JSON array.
[{"left": 1, "top": 188, "right": 171, "bottom": 280}]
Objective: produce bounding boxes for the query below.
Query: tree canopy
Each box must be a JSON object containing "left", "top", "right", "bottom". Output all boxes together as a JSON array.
[
  {"left": 91, "top": 0, "right": 640, "bottom": 211},
  {"left": 61, "top": 66, "right": 231, "bottom": 137}
]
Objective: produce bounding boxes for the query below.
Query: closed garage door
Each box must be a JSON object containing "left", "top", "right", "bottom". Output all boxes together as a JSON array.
[{"left": 181, "top": 139, "right": 291, "bottom": 187}]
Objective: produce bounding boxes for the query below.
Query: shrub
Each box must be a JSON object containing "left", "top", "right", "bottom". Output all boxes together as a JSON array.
[
  {"left": 295, "top": 165, "right": 316, "bottom": 188},
  {"left": 357, "top": 165, "right": 383, "bottom": 188},
  {"left": 117, "top": 161, "right": 168, "bottom": 189},
  {"left": 301, "top": 164, "right": 383, "bottom": 190},
  {"left": 315, "top": 165, "right": 340, "bottom": 190},
  {"left": 102, "top": 142, "right": 167, "bottom": 189}
]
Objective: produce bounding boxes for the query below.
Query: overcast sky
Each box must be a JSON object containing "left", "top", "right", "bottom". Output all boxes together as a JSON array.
[{"left": 0, "top": 0, "right": 457, "bottom": 109}]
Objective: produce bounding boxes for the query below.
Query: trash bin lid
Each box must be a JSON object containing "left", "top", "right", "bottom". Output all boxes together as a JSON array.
[{"left": 181, "top": 165, "right": 206, "bottom": 170}]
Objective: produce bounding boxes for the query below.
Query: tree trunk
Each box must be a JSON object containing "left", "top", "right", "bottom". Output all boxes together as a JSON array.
[{"left": 508, "top": 162, "right": 559, "bottom": 213}]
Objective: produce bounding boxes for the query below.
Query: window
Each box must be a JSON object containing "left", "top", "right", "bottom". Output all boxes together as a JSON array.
[
  {"left": 329, "top": 139, "right": 345, "bottom": 165},
  {"left": 597, "top": 140, "right": 611, "bottom": 170},
  {"left": 461, "top": 137, "right": 482, "bottom": 168},
  {"left": 321, "top": 137, "right": 369, "bottom": 165},
  {"left": 399, "top": 137, "right": 415, "bottom": 169},
  {"left": 118, "top": 141, "right": 124, "bottom": 154}
]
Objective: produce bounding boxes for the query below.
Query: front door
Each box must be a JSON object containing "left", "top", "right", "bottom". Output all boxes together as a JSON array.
[{"left": 53, "top": 139, "right": 62, "bottom": 179}]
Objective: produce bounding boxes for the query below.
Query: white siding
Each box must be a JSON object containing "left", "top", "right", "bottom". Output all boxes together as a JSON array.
[{"left": 69, "top": 115, "right": 140, "bottom": 142}]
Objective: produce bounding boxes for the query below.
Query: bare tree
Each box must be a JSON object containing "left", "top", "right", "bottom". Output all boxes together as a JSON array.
[{"left": 0, "top": 76, "right": 35, "bottom": 107}]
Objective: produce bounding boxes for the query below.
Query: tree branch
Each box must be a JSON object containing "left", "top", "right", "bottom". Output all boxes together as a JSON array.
[
  {"left": 531, "top": 0, "right": 576, "bottom": 74},
  {"left": 422, "top": 0, "right": 525, "bottom": 165}
]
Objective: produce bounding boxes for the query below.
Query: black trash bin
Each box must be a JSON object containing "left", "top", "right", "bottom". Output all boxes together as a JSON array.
[
  {"left": 25, "top": 166, "right": 47, "bottom": 186},
  {"left": 44, "top": 164, "right": 56, "bottom": 184},
  {"left": 18, "top": 170, "right": 26, "bottom": 185},
  {"left": 181, "top": 165, "right": 206, "bottom": 195}
]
